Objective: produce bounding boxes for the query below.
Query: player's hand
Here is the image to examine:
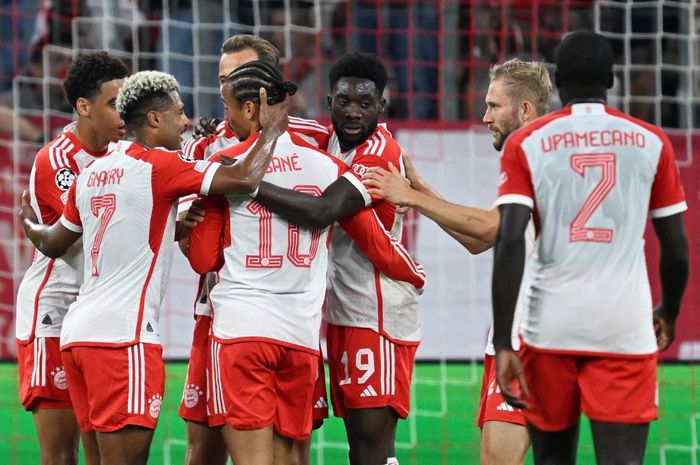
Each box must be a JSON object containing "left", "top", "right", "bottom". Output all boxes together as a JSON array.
[
  {"left": 495, "top": 349, "right": 529, "bottom": 410},
  {"left": 362, "top": 162, "right": 414, "bottom": 207},
  {"left": 259, "top": 87, "right": 289, "bottom": 140},
  {"left": 217, "top": 154, "right": 237, "bottom": 166},
  {"left": 193, "top": 117, "right": 222, "bottom": 138},
  {"left": 402, "top": 152, "right": 429, "bottom": 194},
  {"left": 653, "top": 304, "right": 676, "bottom": 351},
  {"left": 182, "top": 199, "right": 206, "bottom": 228},
  {"left": 18, "top": 190, "right": 38, "bottom": 226}
]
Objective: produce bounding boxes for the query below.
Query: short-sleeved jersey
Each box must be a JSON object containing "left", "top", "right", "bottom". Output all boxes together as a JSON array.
[
  {"left": 325, "top": 125, "right": 422, "bottom": 344},
  {"left": 187, "top": 130, "right": 425, "bottom": 353},
  {"left": 16, "top": 130, "right": 109, "bottom": 343},
  {"left": 180, "top": 117, "right": 331, "bottom": 317},
  {"left": 496, "top": 103, "right": 687, "bottom": 355},
  {"left": 58, "top": 141, "right": 220, "bottom": 349}
]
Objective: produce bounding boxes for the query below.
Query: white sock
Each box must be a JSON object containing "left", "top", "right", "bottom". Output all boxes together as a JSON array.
[{"left": 386, "top": 458, "right": 399, "bottom": 465}]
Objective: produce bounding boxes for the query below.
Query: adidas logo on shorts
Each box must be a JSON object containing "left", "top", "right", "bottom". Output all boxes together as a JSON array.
[
  {"left": 360, "top": 385, "right": 378, "bottom": 397},
  {"left": 496, "top": 401, "right": 521, "bottom": 412},
  {"left": 314, "top": 397, "right": 328, "bottom": 409}
]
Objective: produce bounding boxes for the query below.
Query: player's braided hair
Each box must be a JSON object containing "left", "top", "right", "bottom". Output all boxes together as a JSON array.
[
  {"left": 116, "top": 71, "right": 180, "bottom": 131},
  {"left": 63, "top": 52, "right": 128, "bottom": 110},
  {"left": 223, "top": 60, "right": 297, "bottom": 106}
]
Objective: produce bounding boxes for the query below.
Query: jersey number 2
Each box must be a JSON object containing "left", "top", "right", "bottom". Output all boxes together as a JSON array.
[
  {"left": 90, "top": 194, "right": 116, "bottom": 276},
  {"left": 570, "top": 153, "right": 616, "bottom": 243},
  {"left": 245, "top": 185, "right": 323, "bottom": 268}
]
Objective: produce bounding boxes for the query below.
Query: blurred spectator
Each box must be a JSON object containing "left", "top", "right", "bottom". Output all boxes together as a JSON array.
[
  {"left": 0, "top": 0, "right": 40, "bottom": 92},
  {"left": 334, "top": 1, "right": 438, "bottom": 120}
]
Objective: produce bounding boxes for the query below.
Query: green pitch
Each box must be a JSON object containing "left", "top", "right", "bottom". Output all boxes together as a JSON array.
[{"left": 0, "top": 362, "right": 697, "bottom": 464}]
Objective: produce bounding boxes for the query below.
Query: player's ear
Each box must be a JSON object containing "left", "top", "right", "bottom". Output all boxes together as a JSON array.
[
  {"left": 146, "top": 110, "right": 160, "bottom": 128},
  {"left": 520, "top": 100, "right": 535, "bottom": 122},
  {"left": 378, "top": 96, "right": 386, "bottom": 114},
  {"left": 243, "top": 100, "right": 257, "bottom": 121},
  {"left": 75, "top": 97, "right": 90, "bottom": 117},
  {"left": 326, "top": 94, "right": 332, "bottom": 111}
]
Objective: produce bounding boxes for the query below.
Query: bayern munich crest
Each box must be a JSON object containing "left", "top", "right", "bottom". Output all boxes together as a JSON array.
[
  {"left": 55, "top": 168, "right": 76, "bottom": 191},
  {"left": 51, "top": 366, "right": 68, "bottom": 390},
  {"left": 183, "top": 384, "right": 203, "bottom": 408},
  {"left": 148, "top": 394, "right": 163, "bottom": 419}
]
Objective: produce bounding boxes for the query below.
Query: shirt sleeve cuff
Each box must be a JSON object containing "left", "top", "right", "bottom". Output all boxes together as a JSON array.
[
  {"left": 494, "top": 193, "right": 534, "bottom": 209},
  {"left": 342, "top": 172, "right": 372, "bottom": 206},
  {"left": 60, "top": 216, "right": 82, "bottom": 233},
  {"left": 650, "top": 201, "right": 688, "bottom": 218},
  {"left": 199, "top": 162, "right": 221, "bottom": 196}
]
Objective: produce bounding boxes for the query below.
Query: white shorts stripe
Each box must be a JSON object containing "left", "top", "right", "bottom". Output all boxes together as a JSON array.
[
  {"left": 390, "top": 340, "right": 395, "bottom": 395},
  {"left": 380, "top": 335, "right": 385, "bottom": 395},
  {"left": 138, "top": 343, "right": 145, "bottom": 414},
  {"left": 127, "top": 345, "right": 134, "bottom": 413}
]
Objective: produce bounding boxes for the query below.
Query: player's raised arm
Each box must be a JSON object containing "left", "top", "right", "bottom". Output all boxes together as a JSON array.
[
  {"left": 208, "top": 87, "right": 288, "bottom": 195},
  {"left": 363, "top": 162, "right": 498, "bottom": 253},
  {"left": 19, "top": 190, "right": 81, "bottom": 258}
]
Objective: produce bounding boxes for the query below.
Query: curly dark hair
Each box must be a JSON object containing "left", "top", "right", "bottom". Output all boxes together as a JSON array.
[
  {"left": 556, "top": 30, "right": 614, "bottom": 89},
  {"left": 63, "top": 52, "right": 128, "bottom": 110},
  {"left": 328, "top": 52, "right": 388, "bottom": 96},
  {"left": 224, "top": 60, "right": 297, "bottom": 105}
]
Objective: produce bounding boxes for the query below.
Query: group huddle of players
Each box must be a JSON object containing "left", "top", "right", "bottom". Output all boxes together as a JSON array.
[{"left": 15, "top": 30, "right": 689, "bottom": 465}]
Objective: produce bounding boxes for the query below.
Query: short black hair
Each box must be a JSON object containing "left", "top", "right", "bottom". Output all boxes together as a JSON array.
[
  {"left": 63, "top": 52, "right": 128, "bottom": 110},
  {"left": 556, "top": 30, "right": 614, "bottom": 89},
  {"left": 224, "top": 60, "right": 297, "bottom": 105},
  {"left": 328, "top": 52, "right": 388, "bottom": 95}
]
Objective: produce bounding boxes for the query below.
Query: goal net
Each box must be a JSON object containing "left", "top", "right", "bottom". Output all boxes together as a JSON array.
[{"left": 0, "top": 1, "right": 697, "bottom": 464}]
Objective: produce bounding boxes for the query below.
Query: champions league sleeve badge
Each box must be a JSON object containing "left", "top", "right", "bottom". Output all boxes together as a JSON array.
[{"left": 55, "top": 168, "right": 76, "bottom": 191}]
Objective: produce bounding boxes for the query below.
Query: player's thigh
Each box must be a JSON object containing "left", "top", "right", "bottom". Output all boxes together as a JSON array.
[
  {"left": 520, "top": 345, "right": 580, "bottom": 431},
  {"left": 221, "top": 424, "right": 275, "bottom": 465},
  {"left": 481, "top": 420, "right": 529, "bottom": 465},
  {"left": 184, "top": 421, "right": 227, "bottom": 465},
  {"left": 32, "top": 408, "right": 80, "bottom": 462},
  {"left": 96, "top": 425, "right": 155, "bottom": 465},
  {"left": 580, "top": 354, "right": 657, "bottom": 424},
  {"left": 589, "top": 420, "right": 649, "bottom": 465}
]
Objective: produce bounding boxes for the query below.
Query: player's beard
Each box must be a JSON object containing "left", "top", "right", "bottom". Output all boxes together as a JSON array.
[
  {"left": 333, "top": 117, "right": 378, "bottom": 152},
  {"left": 492, "top": 112, "right": 521, "bottom": 151}
]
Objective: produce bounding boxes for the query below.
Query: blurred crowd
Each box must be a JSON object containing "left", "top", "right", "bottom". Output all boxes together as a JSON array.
[{"left": 0, "top": 0, "right": 697, "bottom": 146}]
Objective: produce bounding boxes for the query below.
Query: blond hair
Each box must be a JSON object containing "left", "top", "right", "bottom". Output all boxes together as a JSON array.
[
  {"left": 489, "top": 59, "right": 552, "bottom": 116},
  {"left": 221, "top": 34, "right": 280, "bottom": 67},
  {"left": 116, "top": 70, "right": 180, "bottom": 131}
]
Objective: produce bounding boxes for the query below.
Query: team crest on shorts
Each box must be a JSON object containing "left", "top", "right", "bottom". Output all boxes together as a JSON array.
[
  {"left": 55, "top": 168, "right": 76, "bottom": 190},
  {"left": 183, "top": 384, "right": 204, "bottom": 408},
  {"left": 51, "top": 366, "right": 68, "bottom": 390},
  {"left": 148, "top": 394, "right": 163, "bottom": 419}
]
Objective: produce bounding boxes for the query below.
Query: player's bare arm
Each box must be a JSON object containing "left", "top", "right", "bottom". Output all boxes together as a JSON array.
[
  {"left": 255, "top": 176, "right": 365, "bottom": 229},
  {"left": 208, "top": 88, "right": 288, "bottom": 195},
  {"left": 651, "top": 212, "right": 689, "bottom": 351},
  {"left": 363, "top": 163, "right": 498, "bottom": 253},
  {"left": 19, "top": 190, "right": 81, "bottom": 258},
  {"left": 491, "top": 203, "right": 531, "bottom": 409}
]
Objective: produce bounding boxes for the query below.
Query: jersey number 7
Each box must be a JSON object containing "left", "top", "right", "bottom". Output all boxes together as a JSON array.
[{"left": 90, "top": 194, "right": 117, "bottom": 276}]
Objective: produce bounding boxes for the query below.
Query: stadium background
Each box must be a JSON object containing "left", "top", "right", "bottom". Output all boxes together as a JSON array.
[{"left": 0, "top": 0, "right": 697, "bottom": 463}]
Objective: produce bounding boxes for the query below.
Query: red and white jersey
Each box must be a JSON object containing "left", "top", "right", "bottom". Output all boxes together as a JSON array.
[
  {"left": 181, "top": 117, "right": 330, "bottom": 317},
  {"left": 325, "top": 125, "right": 422, "bottom": 344},
  {"left": 16, "top": 130, "right": 110, "bottom": 343},
  {"left": 187, "top": 130, "right": 424, "bottom": 353},
  {"left": 497, "top": 103, "right": 687, "bottom": 355},
  {"left": 58, "top": 141, "right": 220, "bottom": 349}
]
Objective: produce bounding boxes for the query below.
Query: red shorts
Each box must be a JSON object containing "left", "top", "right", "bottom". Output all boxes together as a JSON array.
[
  {"left": 62, "top": 343, "right": 165, "bottom": 433},
  {"left": 216, "top": 341, "right": 317, "bottom": 441},
  {"left": 327, "top": 324, "right": 417, "bottom": 419},
  {"left": 178, "top": 316, "right": 225, "bottom": 426},
  {"left": 312, "top": 350, "right": 329, "bottom": 429},
  {"left": 521, "top": 344, "right": 658, "bottom": 431},
  {"left": 477, "top": 354, "right": 525, "bottom": 428},
  {"left": 17, "top": 337, "right": 72, "bottom": 410}
]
